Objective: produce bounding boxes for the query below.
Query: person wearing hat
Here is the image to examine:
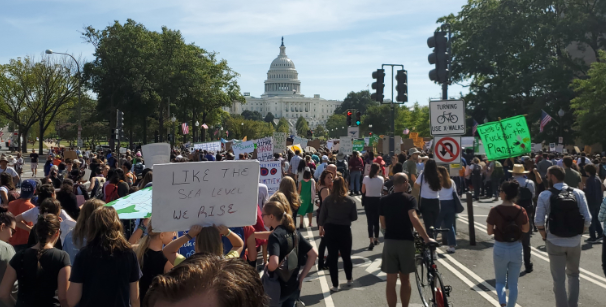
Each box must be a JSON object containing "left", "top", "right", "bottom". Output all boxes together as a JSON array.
[
  {"left": 7, "top": 179, "right": 36, "bottom": 252},
  {"left": 373, "top": 156, "right": 386, "bottom": 179},
  {"left": 0, "top": 156, "right": 19, "bottom": 188},
  {"left": 314, "top": 155, "right": 329, "bottom": 180},
  {"left": 404, "top": 148, "right": 420, "bottom": 183},
  {"left": 509, "top": 163, "right": 536, "bottom": 273}
]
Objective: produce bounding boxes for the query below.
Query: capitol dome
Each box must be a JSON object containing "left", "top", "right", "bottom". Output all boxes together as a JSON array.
[{"left": 264, "top": 37, "right": 301, "bottom": 96}]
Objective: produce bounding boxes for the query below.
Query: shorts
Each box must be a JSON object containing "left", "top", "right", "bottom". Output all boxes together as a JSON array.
[
  {"left": 31, "top": 163, "right": 38, "bottom": 169},
  {"left": 381, "top": 239, "right": 416, "bottom": 274}
]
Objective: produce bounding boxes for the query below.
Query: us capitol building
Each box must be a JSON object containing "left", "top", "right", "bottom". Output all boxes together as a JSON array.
[{"left": 224, "top": 38, "right": 342, "bottom": 131}]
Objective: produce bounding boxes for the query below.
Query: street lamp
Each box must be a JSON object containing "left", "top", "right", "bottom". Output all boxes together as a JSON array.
[
  {"left": 195, "top": 121, "right": 199, "bottom": 142},
  {"left": 558, "top": 108, "right": 565, "bottom": 144},
  {"left": 46, "top": 49, "right": 82, "bottom": 148},
  {"left": 171, "top": 116, "right": 176, "bottom": 148}
]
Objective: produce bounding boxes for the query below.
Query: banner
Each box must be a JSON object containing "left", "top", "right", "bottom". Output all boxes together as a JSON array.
[
  {"left": 476, "top": 115, "right": 531, "bottom": 160},
  {"left": 193, "top": 141, "right": 221, "bottom": 152},
  {"left": 339, "top": 136, "right": 353, "bottom": 154},
  {"left": 292, "top": 136, "right": 308, "bottom": 149},
  {"left": 255, "top": 137, "right": 273, "bottom": 161},
  {"left": 141, "top": 143, "right": 171, "bottom": 168},
  {"left": 353, "top": 139, "right": 365, "bottom": 152},
  {"left": 106, "top": 187, "right": 152, "bottom": 219},
  {"left": 232, "top": 141, "right": 255, "bottom": 159},
  {"left": 273, "top": 132, "right": 287, "bottom": 154},
  {"left": 259, "top": 161, "right": 282, "bottom": 196},
  {"left": 151, "top": 161, "right": 260, "bottom": 232}
]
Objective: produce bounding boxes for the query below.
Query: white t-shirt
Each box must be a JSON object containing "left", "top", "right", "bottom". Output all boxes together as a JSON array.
[
  {"left": 416, "top": 172, "right": 441, "bottom": 199},
  {"left": 363, "top": 176, "right": 384, "bottom": 197},
  {"left": 438, "top": 179, "right": 457, "bottom": 200},
  {"left": 0, "top": 167, "right": 18, "bottom": 178},
  {"left": 21, "top": 207, "right": 77, "bottom": 244}
]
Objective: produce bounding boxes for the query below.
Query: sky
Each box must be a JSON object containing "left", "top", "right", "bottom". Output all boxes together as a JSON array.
[{"left": 1, "top": 0, "right": 470, "bottom": 105}]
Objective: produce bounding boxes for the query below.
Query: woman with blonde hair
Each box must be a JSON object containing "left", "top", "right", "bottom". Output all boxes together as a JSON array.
[
  {"left": 436, "top": 166, "right": 458, "bottom": 253},
  {"left": 63, "top": 199, "right": 104, "bottom": 263},
  {"left": 277, "top": 176, "right": 301, "bottom": 227}
]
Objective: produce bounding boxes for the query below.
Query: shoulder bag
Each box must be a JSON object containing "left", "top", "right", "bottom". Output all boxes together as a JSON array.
[{"left": 452, "top": 190, "right": 464, "bottom": 213}]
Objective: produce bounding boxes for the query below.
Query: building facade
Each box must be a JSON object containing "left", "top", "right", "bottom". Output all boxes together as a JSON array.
[{"left": 224, "top": 38, "right": 341, "bottom": 131}]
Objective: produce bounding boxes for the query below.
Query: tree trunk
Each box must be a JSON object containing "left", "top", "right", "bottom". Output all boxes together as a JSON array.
[
  {"left": 39, "top": 119, "right": 45, "bottom": 154},
  {"left": 20, "top": 127, "right": 29, "bottom": 153},
  {"left": 142, "top": 116, "right": 148, "bottom": 145}
]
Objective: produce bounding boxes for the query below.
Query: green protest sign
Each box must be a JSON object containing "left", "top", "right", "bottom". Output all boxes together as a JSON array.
[
  {"left": 369, "top": 135, "right": 379, "bottom": 146},
  {"left": 476, "top": 115, "right": 531, "bottom": 160},
  {"left": 353, "top": 139, "right": 365, "bottom": 152}
]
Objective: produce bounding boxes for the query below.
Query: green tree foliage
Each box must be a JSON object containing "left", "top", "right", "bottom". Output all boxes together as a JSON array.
[
  {"left": 223, "top": 114, "right": 274, "bottom": 140},
  {"left": 313, "top": 124, "right": 327, "bottom": 139},
  {"left": 275, "top": 117, "right": 290, "bottom": 133},
  {"left": 571, "top": 50, "right": 606, "bottom": 146},
  {"left": 295, "top": 116, "right": 309, "bottom": 137},
  {"left": 241, "top": 110, "right": 263, "bottom": 121},
  {"left": 334, "top": 90, "right": 378, "bottom": 114},
  {"left": 325, "top": 114, "right": 347, "bottom": 138},
  {"left": 264, "top": 112, "right": 275, "bottom": 123}
]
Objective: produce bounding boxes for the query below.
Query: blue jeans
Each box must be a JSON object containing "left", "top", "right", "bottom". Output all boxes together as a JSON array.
[
  {"left": 493, "top": 241, "right": 523, "bottom": 307},
  {"left": 279, "top": 289, "right": 300, "bottom": 307},
  {"left": 435, "top": 200, "right": 456, "bottom": 246},
  {"left": 349, "top": 170, "right": 361, "bottom": 192}
]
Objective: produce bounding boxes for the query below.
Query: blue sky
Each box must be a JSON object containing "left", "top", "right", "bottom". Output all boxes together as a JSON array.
[{"left": 1, "top": 0, "right": 469, "bottom": 104}]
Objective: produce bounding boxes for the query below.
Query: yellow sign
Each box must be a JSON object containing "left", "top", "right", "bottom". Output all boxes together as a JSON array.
[
  {"left": 410, "top": 132, "right": 419, "bottom": 139},
  {"left": 287, "top": 144, "right": 302, "bottom": 153}
]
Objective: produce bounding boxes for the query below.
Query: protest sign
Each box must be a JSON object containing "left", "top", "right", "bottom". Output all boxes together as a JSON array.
[
  {"left": 152, "top": 161, "right": 260, "bottom": 232},
  {"left": 64, "top": 150, "right": 77, "bottom": 160},
  {"left": 288, "top": 144, "right": 303, "bottom": 153},
  {"left": 402, "top": 139, "right": 414, "bottom": 151},
  {"left": 409, "top": 132, "right": 419, "bottom": 139},
  {"left": 339, "top": 136, "right": 353, "bottom": 154},
  {"left": 461, "top": 136, "right": 474, "bottom": 149},
  {"left": 232, "top": 141, "right": 255, "bottom": 159},
  {"left": 193, "top": 141, "right": 221, "bottom": 152},
  {"left": 353, "top": 139, "right": 365, "bottom": 152},
  {"left": 255, "top": 137, "right": 273, "bottom": 161},
  {"left": 119, "top": 148, "right": 127, "bottom": 154},
  {"left": 141, "top": 143, "right": 171, "bottom": 168},
  {"left": 326, "top": 140, "right": 334, "bottom": 150},
  {"left": 106, "top": 186, "right": 152, "bottom": 219},
  {"left": 556, "top": 144, "right": 564, "bottom": 153},
  {"left": 549, "top": 143, "right": 556, "bottom": 152},
  {"left": 476, "top": 115, "right": 531, "bottom": 160},
  {"left": 260, "top": 161, "right": 282, "bottom": 196},
  {"left": 364, "top": 137, "right": 370, "bottom": 146},
  {"left": 273, "top": 132, "right": 287, "bottom": 153},
  {"left": 307, "top": 139, "right": 321, "bottom": 150},
  {"left": 293, "top": 137, "right": 308, "bottom": 149},
  {"left": 584, "top": 145, "right": 591, "bottom": 154}
]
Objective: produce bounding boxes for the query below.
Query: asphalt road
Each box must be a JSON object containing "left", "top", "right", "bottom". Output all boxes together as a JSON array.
[{"left": 297, "top": 194, "right": 606, "bottom": 307}]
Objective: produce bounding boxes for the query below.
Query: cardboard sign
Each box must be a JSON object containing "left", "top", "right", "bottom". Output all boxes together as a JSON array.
[
  {"left": 584, "top": 145, "right": 591, "bottom": 154},
  {"left": 106, "top": 186, "right": 152, "bottom": 219},
  {"left": 339, "top": 136, "right": 353, "bottom": 154},
  {"left": 259, "top": 161, "right": 282, "bottom": 196},
  {"left": 151, "top": 161, "right": 260, "bottom": 232},
  {"left": 255, "top": 137, "right": 273, "bottom": 161},
  {"left": 64, "top": 150, "right": 77, "bottom": 160},
  {"left": 476, "top": 116, "right": 531, "bottom": 160},
  {"left": 307, "top": 139, "right": 321, "bottom": 150},
  {"left": 193, "top": 141, "right": 221, "bottom": 152},
  {"left": 402, "top": 139, "right": 415, "bottom": 151},
  {"left": 556, "top": 144, "right": 564, "bottom": 153},
  {"left": 574, "top": 146, "right": 581, "bottom": 153},
  {"left": 232, "top": 141, "right": 255, "bottom": 159},
  {"left": 353, "top": 139, "right": 365, "bottom": 152},
  {"left": 141, "top": 143, "right": 171, "bottom": 168},
  {"left": 429, "top": 100, "right": 466, "bottom": 136},
  {"left": 273, "top": 132, "right": 287, "bottom": 153},
  {"left": 409, "top": 132, "right": 419, "bottom": 139}
]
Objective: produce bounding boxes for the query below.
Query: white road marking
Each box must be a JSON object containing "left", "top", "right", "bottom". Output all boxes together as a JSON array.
[
  {"left": 437, "top": 257, "right": 504, "bottom": 307},
  {"left": 364, "top": 258, "right": 400, "bottom": 285},
  {"left": 303, "top": 228, "right": 335, "bottom": 307}
]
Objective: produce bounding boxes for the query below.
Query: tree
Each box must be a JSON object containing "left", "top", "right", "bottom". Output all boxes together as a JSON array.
[
  {"left": 295, "top": 116, "right": 309, "bottom": 137},
  {"left": 325, "top": 114, "right": 347, "bottom": 138},
  {"left": 334, "top": 90, "right": 378, "bottom": 114},
  {"left": 360, "top": 105, "right": 393, "bottom": 136},
  {"left": 275, "top": 117, "right": 290, "bottom": 133},
  {"left": 241, "top": 110, "right": 263, "bottom": 121},
  {"left": 571, "top": 50, "right": 606, "bottom": 146},
  {"left": 313, "top": 124, "right": 327, "bottom": 139},
  {"left": 408, "top": 103, "right": 430, "bottom": 137},
  {"left": 264, "top": 112, "right": 275, "bottom": 124}
]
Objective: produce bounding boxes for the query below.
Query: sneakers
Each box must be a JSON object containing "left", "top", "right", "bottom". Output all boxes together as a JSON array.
[
  {"left": 585, "top": 238, "right": 597, "bottom": 244},
  {"left": 368, "top": 242, "right": 374, "bottom": 251},
  {"left": 525, "top": 263, "right": 534, "bottom": 273},
  {"left": 373, "top": 240, "right": 380, "bottom": 246},
  {"left": 446, "top": 247, "right": 456, "bottom": 254},
  {"left": 346, "top": 280, "right": 354, "bottom": 286},
  {"left": 330, "top": 286, "right": 340, "bottom": 292}
]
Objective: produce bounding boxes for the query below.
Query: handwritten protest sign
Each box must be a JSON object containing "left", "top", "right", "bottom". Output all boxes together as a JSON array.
[
  {"left": 339, "top": 136, "right": 353, "bottom": 154},
  {"left": 152, "top": 161, "right": 260, "bottom": 232},
  {"left": 353, "top": 139, "right": 365, "bottom": 152},
  {"left": 273, "top": 132, "right": 287, "bottom": 153},
  {"left": 476, "top": 115, "right": 531, "bottom": 160},
  {"left": 232, "top": 141, "right": 255, "bottom": 159},
  {"left": 255, "top": 137, "right": 273, "bottom": 161},
  {"left": 293, "top": 137, "right": 308, "bottom": 149},
  {"left": 106, "top": 187, "right": 152, "bottom": 219},
  {"left": 326, "top": 140, "right": 334, "bottom": 150},
  {"left": 141, "top": 143, "right": 171, "bottom": 168},
  {"left": 193, "top": 141, "right": 221, "bottom": 152},
  {"left": 260, "top": 161, "right": 282, "bottom": 196}
]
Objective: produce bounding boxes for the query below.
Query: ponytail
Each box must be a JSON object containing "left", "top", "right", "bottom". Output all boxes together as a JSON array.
[
  {"left": 135, "top": 220, "right": 159, "bottom": 269},
  {"left": 263, "top": 201, "right": 295, "bottom": 233},
  {"left": 36, "top": 213, "right": 61, "bottom": 267}
]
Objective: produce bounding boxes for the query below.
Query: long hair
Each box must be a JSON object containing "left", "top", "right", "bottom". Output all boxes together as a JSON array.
[
  {"left": 110, "top": 168, "right": 126, "bottom": 184},
  {"left": 60, "top": 178, "right": 75, "bottom": 194},
  {"left": 278, "top": 177, "right": 301, "bottom": 210},
  {"left": 369, "top": 163, "right": 380, "bottom": 178},
  {"left": 138, "top": 171, "right": 153, "bottom": 189},
  {"left": 331, "top": 176, "right": 348, "bottom": 203},
  {"left": 437, "top": 166, "right": 452, "bottom": 189},
  {"left": 39, "top": 198, "right": 61, "bottom": 216},
  {"left": 0, "top": 173, "right": 14, "bottom": 190},
  {"left": 263, "top": 201, "right": 295, "bottom": 233},
  {"left": 72, "top": 199, "right": 104, "bottom": 249},
  {"left": 319, "top": 170, "right": 333, "bottom": 188},
  {"left": 297, "top": 160, "right": 306, "bottom": 173},
  {"left": 195, "top": 226, "right": 223, "bottom": 256},
  {"left": 36, "top": 213, "right": 61, "bottom": 266},
  {"left": 423, "top": 159, "right": 442, "bottom": 191},
  {"left": 86, "top": 207, "right": 131, "bottom": 255},
  {"left": 269, "top": 192, "right": 293, "bottom": 215},
  {"left": 135, "top": 220, "right": 160, "bottom": 269}
]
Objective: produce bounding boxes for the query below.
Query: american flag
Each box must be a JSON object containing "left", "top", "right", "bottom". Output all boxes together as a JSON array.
[
  {"left": 213, "top": 130, "right": 219, "bottom": 136},
  {"left": 403, "top": 128, "right": 410, "bottom": 135},
  {"left": 472, "top": 119, "right": 479, "bottom": 136},
  {"left": 540, "top": 110, "right": 552, "bottom": 133},
  {"left": 182, "top": 122, "right": 189, "bottom": 135},
  {"left": 202, "top": 123, "right": 208, "bottom": 129}
]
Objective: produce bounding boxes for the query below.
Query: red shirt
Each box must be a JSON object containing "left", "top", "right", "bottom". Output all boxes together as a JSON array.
[{"left": 8, "top": 198, "right": 35, "bottom": 246}]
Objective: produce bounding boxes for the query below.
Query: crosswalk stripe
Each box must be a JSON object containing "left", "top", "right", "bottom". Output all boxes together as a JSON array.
[{"left": 303, "top": 228, "right": 335, "bottom": 307}]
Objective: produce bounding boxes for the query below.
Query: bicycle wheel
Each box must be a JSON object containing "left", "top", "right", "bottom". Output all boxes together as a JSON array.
[
  {"left": 431, "top": 271, "right": 450, "bottom": 307},
  {"left": 450, "top": 114, "right": 458, "bottom": 123},
  {"left": 415, "top": 256, "right": 432, "bottom": 307}
]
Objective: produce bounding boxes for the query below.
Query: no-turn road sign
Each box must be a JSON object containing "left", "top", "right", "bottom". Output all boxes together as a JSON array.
[{"left": 434, "top": 136, "right": 461, "bottom": 164}]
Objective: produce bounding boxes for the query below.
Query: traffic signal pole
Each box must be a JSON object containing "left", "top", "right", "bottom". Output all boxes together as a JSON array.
[
  {"left": 442, "top": 24, "right": 451, "bottom": 100},
  {"left": 381, "top": 64, "right": 404, "bottom": 156}
]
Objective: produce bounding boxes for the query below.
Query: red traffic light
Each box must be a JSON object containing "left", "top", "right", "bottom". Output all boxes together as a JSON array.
[
  {"left": 369, "top": 132, "right": 373, "bottom": 136},
  {"left": 347, "top": 111, "right": 352, "bottom": 116}
]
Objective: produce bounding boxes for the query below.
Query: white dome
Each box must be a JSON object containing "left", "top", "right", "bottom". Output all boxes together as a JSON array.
[{"left": 264, "top": 37, "right": 301, "bottom": 96}]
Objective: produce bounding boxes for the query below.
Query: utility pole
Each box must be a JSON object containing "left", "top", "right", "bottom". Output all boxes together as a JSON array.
[{"left": 371, "top": 65, "right": 405, "bottom": 156}]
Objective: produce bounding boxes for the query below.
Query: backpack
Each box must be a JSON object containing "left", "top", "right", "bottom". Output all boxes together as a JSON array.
[
  {"left": 491, "top": 161, "right": 504, "bottom": 179},
  {"left": 472, "top": 164, "right": 482, "bottom": 178},
  {"left": 91, "top": 178, "right": 105, "bottom": 200},
  {"left": 336, "top": 160, "right": 346, "bottom": 174},
  {"left": 517, "top": 182, "right": 533, "bottom": 210},
  {"left": 548, "top": 187, "right": 585, "bottom": 237},
  {"left": 277, "top": 232, "right": 299, "bottom": 283},
  {"left": 105, "top": 183, "right": 121, "bottom": 203},
  {"left": 496, "top": 206, "right": 523, "bottom": 242},
  {"left": 134, "top": 162, "right": 144, "bottom": 177}
]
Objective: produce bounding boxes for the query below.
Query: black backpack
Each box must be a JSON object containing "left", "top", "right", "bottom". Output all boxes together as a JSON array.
[
  {"left": 517, "top": 182, "right": 533, "bottom": 210},
  {"left": 336, "top": 160, "right": 346, "bottom": 174},
  {"left": 496, "top": 206, "right": 523, "bottom": 242},
  {"left": 277, "top": 232, "right": 299, "bottom": 283},
  {"left": 472, "top": 164, "right": 482, "bottom": 178},
  {"left": 548, "top": 187, "right": 585, "bottom": 237}
]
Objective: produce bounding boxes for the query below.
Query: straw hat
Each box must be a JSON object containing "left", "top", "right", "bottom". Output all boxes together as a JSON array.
[{"left": 508, "top": 164, "right": 529, "bottom": 174}]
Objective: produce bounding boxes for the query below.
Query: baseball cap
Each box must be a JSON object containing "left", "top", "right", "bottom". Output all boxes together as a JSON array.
[
  {"left": 322, "top": 155, "right": 329, "bottom": 161},
  {"left": 20, "top": 180, "right": 37, "bottom": 199}
]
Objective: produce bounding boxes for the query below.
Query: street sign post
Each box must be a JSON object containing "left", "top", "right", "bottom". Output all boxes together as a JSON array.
[
  {"left": 433, "top": 136, "right": 461, "bottom": 164},
  {"left": 429, "top": 100, "right": 466, "bottom": 136}
]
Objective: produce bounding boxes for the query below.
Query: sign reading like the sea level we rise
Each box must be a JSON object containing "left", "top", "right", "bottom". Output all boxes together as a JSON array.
[
  {"left": 429, "top": 100, "right": 466, "bottom": 136},
  {"left": 476, "top": 115, "right": 531, "bottom": 161}
]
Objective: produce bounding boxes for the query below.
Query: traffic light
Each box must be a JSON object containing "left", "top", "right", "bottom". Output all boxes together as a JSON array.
[
  {"left": 371, "top": 69, "right": 385, "bottom": 102},
  {"left": 355, "top": 111, "right": 361, "bottom": 126},
  {"left": 369, "top": 132, "right": 373, "bottom": 136},
  {"left": 347, "top": 110, "right": 353, "bottom": 126},
  {"left": 427, "top": 32, "right": 448, "bottom": 83},
  {"left": 395, "top": 70, "right": 408, "bottom": 103}
]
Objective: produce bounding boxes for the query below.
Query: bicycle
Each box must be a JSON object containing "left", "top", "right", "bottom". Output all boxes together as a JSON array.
[
  {"left": 436, "top": 111, "right": 458, "bottom": 124},
  {"left": 414, "top": 227, "right": 452, "bottom": 307}
]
